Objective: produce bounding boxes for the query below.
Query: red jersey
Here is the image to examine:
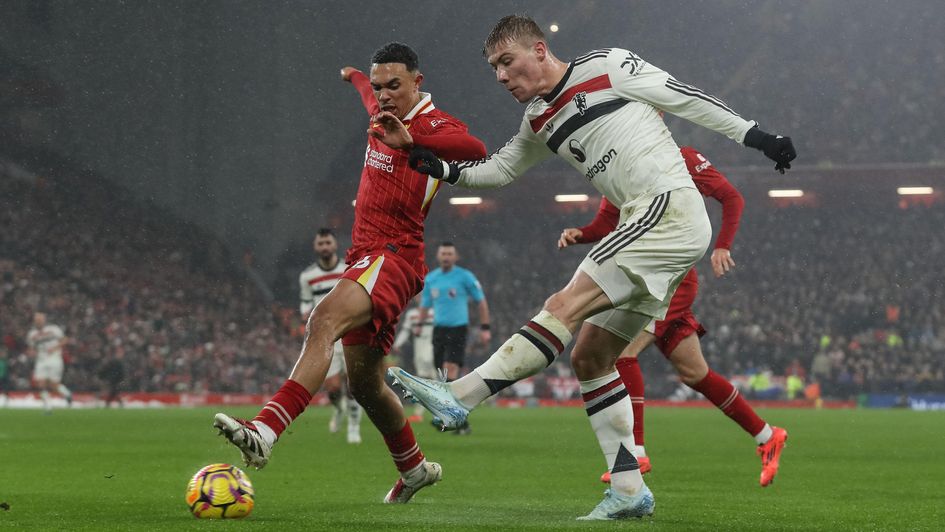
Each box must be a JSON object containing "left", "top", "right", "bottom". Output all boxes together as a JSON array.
[
  {"left": 577, "top": 146, "right": 745, "bottom": 250},
  {"left": 346, "top": 71, "right": 486, "bottom": 259}
]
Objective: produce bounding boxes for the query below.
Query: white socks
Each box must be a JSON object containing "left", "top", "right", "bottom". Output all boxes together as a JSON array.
[
  {"left": 451, "top": 311, "right": 572, "bottom": 409},
  {"left": 581, "top": 371, "right": 645, "bottom": 497},
  {"left": 253, "top": 420, "right": 278, "bottom": 447},
  {"left": 754, "top": 423, "right": 773, "bottom": 445}
]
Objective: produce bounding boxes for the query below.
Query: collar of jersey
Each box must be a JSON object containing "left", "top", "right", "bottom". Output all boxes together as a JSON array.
[
  {"left": 402, "top": 92, "right": 435, "bottom": 122},
  {"left": 542, "top": 63, "right": 576, "bottom": 103}
]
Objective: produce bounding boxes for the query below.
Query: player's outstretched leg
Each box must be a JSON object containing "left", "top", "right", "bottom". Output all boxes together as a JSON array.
[{"left": 389, "top": 310, "right": 572, "bottom": 430}]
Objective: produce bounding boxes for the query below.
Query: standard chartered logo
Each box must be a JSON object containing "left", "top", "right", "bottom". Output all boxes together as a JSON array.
[
  {"left": 366, "top": 148, "right": 395, "bottom": 173},
  {"left": 584, "top": 148, "right": 618, "bottom": 181}
]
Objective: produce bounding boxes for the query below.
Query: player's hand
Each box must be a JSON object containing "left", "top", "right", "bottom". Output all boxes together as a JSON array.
[
  {"left": 368, "top": 111, "right": 414, "bottom": 150},
  {"left": 412, "top": 325, "right": 422, "bottom": 337},
  {"left": 558, "top": 228, "right": 583, "bottom": 249},
  {"left": 340, "top": 66, "right": 359, "bottom": 82},
  {"left": 409, "top": 148, "right": 460, "bottom": 183},
  {"left": 710, "top": 248, "right": 735, "bottom": 277},
  {"left": 743, "top": 126, "right": 797, "bottom": 174},
  {"left": 478, "top": 329, "right": 492, "bottom": 346}
]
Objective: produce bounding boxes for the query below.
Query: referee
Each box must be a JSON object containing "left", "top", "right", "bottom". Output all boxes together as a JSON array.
[{"left": 417, "top": 242, "right": 491, "bottom": 434}]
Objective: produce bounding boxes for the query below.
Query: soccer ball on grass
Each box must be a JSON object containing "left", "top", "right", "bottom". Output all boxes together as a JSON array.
[{"left": 185, "top": 463, "right": 255, "bottom": 519}]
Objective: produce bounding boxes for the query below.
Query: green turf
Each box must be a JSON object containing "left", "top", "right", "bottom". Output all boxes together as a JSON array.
[{"left": 1, "top": 406, "right": 943, "bottom": 530}]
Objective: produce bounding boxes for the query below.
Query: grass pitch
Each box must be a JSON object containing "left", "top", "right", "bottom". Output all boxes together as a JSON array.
[{"left": 1, "top": 405, "right": 942, "bottom": 530}]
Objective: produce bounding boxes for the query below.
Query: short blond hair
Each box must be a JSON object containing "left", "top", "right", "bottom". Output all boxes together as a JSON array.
[{"left": 483, "top": 14, "right": 545, "bottom": 57}]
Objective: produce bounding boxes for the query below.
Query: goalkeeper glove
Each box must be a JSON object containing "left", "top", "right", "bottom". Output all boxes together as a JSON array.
[
  {"left": 743, "top": 126, "right": 797, "bottom": 174},
  {"left": 408, "top": 148, "right": 460, "bottom": 184}
]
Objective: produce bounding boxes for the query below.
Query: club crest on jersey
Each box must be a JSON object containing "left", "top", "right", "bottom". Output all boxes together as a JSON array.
[
  {"left": 569, "top": 139, "right": 587, "bottom": 163},
  {"left": 573, "top": 91, "right": 588, "bottom": 115}
]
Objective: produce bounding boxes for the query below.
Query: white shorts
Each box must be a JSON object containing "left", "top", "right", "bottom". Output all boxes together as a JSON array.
[
  {"left": 326, "top": 340, "right": 347, "bottom": 379},
  {"left": 33, "top": 357, "right": 64, "bottom": 383},
  {"left": 582, "top": 187, "right": 710, "bottom": 343},
  {"left": 412, "top": 335, "right": 436, "bottom": 379}
]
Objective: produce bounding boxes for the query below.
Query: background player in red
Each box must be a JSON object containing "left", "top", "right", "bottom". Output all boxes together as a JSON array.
[
  {"left": 558, "top": 146, "right": 788, "bottom": 487},
  {"left": 213, "top": 42, "right": 487, "bottom": 504}
]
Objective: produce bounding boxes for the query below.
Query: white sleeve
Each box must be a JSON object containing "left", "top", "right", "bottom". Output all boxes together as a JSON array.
[
  {"left": 453, "top": 117, "right": 552, "bottom": 189},
  {"left": 299, "top": 273, "right": 313, "bottom": 317},
  {"left": 607, "top": 50, "right": 756, "bottom": 143}
]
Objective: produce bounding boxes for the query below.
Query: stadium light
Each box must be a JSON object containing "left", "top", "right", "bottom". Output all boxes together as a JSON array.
[
  {"left": 450, "top": 197, "right": 483, "bottom": 205},
  {"left": 549, "top": 23, "right": 560, "bottom": 33},
  {"left": 555, "top": 194, "right": 589, "bottom": 202},
  {"left": 897, "top": 186, "right": 934, "bottom": 195},
  {"left": 768, "top": 189, "right": 804, "bottom": 198}
]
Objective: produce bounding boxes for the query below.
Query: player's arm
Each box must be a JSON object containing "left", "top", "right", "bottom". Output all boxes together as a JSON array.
[
  {"left": 686, "top": 147, "right": 744, "bottom": 277},
  {"left": 409, "top": 118, "right": 551, "bottom": 188},
  {"left": 392, "top": 311, "right": 413, "bottom": 353},
  {"left": 415, "top": 286, "right": 433, "bottom": 336},
  {"left": 341, "top": 67, "right": 381, "bottom": 116},
  {"left": 606, "top": 50, "right": 796, "bottom": 172},
  {"left": 467, "top": 274, "right": 491, "bottom": 345},
  {"left": 369, "top": 111, "right": 487, "bottom": 161},
  {"left": 299, "top": 273, "right": 314, "bottom": 318},
  {"left": 558, "top": 197, "right": 620, "bottom": 249}
]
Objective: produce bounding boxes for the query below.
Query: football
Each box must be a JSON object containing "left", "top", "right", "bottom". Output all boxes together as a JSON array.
[{"left": 185, "top": 463, "right": 255, "bottom": 519}]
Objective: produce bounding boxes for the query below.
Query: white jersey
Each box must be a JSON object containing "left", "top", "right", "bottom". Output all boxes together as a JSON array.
[
  {"left": 393, "top": 307, "right": 436, "bottom": 378},
  {"left": 393, "top": 308, "right": 435, "bottom": 350},
  {"left": 27, "top": 324, "right": 65, "bottom": 362},
  {"left": 299, "top": 258, "right": 346, "bottom": 316},
  {"left": 453, "top": 48, "right": 756, "bottom": 211}
]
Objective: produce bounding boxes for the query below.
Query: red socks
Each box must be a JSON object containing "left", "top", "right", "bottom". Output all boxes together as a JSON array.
[
  {"left": 253, "top": 379, "right": 313, "bottom": 438},
  {"left": 383, "top": 421, "right": 425, "bottom": 473},
  {"left": 615, "top": 357, "right": 645, "bottom": 446},
  {"left": 690, "top": 370, "right": 766, "bottom": 437}
]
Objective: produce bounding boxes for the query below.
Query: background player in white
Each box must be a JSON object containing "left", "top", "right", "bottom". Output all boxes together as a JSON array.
[
  {"left": 299, "top": 228, "right": 363, "bottom": 444},
  {"left": 391, "top": 14, "right": 795, "bottom": 520},
  {"left": 391, "top": 295, "right": 435, "bottom": 423},
  {"left": 26, "top": 312, "right": 72, "bottom": 413}
]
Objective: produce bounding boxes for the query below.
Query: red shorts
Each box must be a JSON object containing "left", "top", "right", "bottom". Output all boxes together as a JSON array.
[
  {"left": 653, "top": 268, "right": 706, "bottom": 357},
  {"left": 341, "top": 245, "right": 426, "bottom": 353}
]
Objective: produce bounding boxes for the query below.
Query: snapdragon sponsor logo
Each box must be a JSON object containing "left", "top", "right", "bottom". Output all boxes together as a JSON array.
[
  {"left": 584, "top": 148, "right": 618, "bottom": 181},
  {"left": 365, "top": 147, "right": 395, "bottom": 173}
]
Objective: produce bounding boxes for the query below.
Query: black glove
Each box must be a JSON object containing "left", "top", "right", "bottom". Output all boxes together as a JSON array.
[
  {"left": 743, "top": 126, "right": 797, "bottom": 174},
  {"left": 408, "top": 148, "right": 459, "bottom": 184}
]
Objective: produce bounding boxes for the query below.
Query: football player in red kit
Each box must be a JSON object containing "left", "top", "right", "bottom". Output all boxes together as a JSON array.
[
  {"left": 559, "top": 146, "right": 788, "bottom": 487},
  {"left": 214, "top": 42, "right": 486, "bottom": 504}
]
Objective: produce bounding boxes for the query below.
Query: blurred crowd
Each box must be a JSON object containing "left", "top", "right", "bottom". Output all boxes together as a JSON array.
[
  {"left": 1, "top": 166, "right": 302, "bottom": 397},
  {"left": 3, "top": 160, "right": 944, "bottom": 401},
  {"left": 424, "top": 193, "right": 945, "bottom": 400}
]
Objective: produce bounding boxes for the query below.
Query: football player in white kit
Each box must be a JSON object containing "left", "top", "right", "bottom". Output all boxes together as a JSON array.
[
  {"left": 26, "top": 312, "right": 73, "bottom": 413},
  {"left": 299, "top": 228, "right": 363, "bottom": 444},
  {"left": 389, "top": 15, "right": 796, "bottom": 520},
  {"left": 391, "top": 295, "right": 435, "bottom": 423}
]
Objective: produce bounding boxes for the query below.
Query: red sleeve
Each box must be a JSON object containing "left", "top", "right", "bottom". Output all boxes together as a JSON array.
[
  {"left": 411, "top": 113, "right": 487, "bottom": 161},
  {"left": 412, "top": 131, "right": 487, "bottom": 161},
  {"left": 682, "top": 147, "right": 745, "bottom": 250},
  {"left": 348, "top": 70, "right": 380, "bottom": 116},
  {"left": 576, "top": 197, "right": 620, "bottom": 243}
]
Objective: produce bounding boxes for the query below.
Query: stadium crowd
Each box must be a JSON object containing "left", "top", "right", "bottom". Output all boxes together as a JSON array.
[
  {"left": 1, "top": 165, "right": 301, "bottom": 397},
  {"left": 3, "top": 160, "right": 944, "bottom": 401}
]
